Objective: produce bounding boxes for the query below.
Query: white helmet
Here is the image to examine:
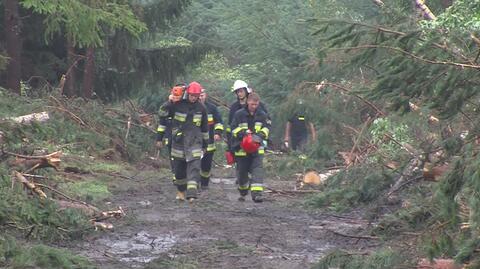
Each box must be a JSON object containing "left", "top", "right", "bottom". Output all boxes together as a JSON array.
[{"left": 232, "top": 80, "right": 251, "bottom": 93}]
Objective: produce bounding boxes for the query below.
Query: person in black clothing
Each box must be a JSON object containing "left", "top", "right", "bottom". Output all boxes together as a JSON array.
[
  {"left": 230, "top": 93, "right": 270, "bottom": 203},
  {"left": 283, "top": 99, "right": 316, "bottom": 151},
  {"left": 156, "top": 81, "right": 209, "bottom": 202},
  {"left": 199, "top": 88, "right": 224, "bottom": 189},
  {"left": 226, "top": 80, "right": 268, "bottom": 157}
]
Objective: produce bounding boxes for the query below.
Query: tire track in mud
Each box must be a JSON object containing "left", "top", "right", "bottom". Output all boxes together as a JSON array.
[{"left": 76, "top": 167, "right": 374, "bottom": 269}]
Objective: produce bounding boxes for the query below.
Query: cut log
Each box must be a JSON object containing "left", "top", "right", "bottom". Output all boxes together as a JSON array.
[
  {"left": 8, "top": 111, "right": 50, "bottom": 124},
  {"left": 13, "top": 171, "right": 47, "bottom": 199},
  {"left": 92, "top": 221, "right": 114, "bottom": 230},
  {"left": 7, "top": 151, "right": 62, "bottom": 172}
]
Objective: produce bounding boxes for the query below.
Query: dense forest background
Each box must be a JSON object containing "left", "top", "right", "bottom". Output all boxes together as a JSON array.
[{"left": 3, "top": 0, "right": 480, "bottom": 268}]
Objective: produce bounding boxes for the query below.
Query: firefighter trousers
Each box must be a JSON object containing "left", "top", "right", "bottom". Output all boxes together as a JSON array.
[
  {"left": 200, "top": 151, "right": 214, "bottom": 187},
  {"left": 235, "top": 154, "right": 264, "bottom": 197},
  {"left": 173, "top": 158, "right": 201, "bottom": 199}
]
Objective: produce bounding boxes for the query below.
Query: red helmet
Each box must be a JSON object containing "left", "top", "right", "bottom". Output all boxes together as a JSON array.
[
  {"left": 240, "top": 133, "right": 261, "bottom": 153},
  {"left": 187, "top": 81, "right": 202, "bottom": 95}
]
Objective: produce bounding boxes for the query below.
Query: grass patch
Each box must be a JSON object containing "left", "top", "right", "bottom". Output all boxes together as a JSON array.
[
  {"left": 0, "top": 235, "right": 95, "bottom": 269},
  {"left": 65, "top": 180, "right": 111, "bottom": 202},
  {"left": 312, "top": 248, "right": 409, "bottom": 269},
  {"left": 87, "top": 162, "right": 123, "bottom": 173}
]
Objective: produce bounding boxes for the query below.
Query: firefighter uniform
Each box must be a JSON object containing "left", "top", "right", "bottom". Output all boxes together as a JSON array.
[
  {"left": 200, "top": 101, "right": 224, "bottom": 188},
  {"left": 226, "top": 100, "right": 268, "bottom": 151},
  {"left": 288, "top": 113, "right": 309, "bottom": 151},
  {"left": 157, "top": 99, "right": 209, "bottom": 199},
  {"left": 230, "top": 107, "right": 270, "bottom": 202}
]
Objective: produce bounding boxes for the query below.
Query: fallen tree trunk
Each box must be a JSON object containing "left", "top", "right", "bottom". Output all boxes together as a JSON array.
[
  {"left": 7, "top": 111, "right": 50, "bottom": 124},
  {"left": 7, "top": 151, "right": 62, "bottom": 172},
  {"left": 13, "top": 171, "right": 47, "bottom": 198}
]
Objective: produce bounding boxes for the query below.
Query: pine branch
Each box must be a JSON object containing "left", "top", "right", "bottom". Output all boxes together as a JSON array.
[
  {"left": 330, "top": 45, "right": 480, "bottom": 70},
  {"left": 316, "top": 20, "right": 471, "bottom": 62}
]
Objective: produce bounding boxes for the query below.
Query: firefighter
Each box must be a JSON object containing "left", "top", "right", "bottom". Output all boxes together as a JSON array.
[
  {"left": 156, "top": 84, "right": 186, "bottom": 183},
  {"left": 226, "top": 80, "right": 268, "bottom": 162},
  {"left": 198, "top": 88, "right": 224, "bottom": 190},
  {"left": 283, "top": 99, "right": 317, "bottom": 151},
  {"left": 156, "top": 81, "right": 209, "bottom": 202},
  {"left": 230, "top": 92, "right": 270, "bottom": 203}
]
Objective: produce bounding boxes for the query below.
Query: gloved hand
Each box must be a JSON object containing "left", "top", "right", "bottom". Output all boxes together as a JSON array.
[
  {"left": 251, "top": 134, "right": 263, "bottom": 144},
  {"left": 284, "top": 140, "right": 289, "bottom": 149},
  {"left": 237, "top": 130, "right": 247, "bottom": 139}
]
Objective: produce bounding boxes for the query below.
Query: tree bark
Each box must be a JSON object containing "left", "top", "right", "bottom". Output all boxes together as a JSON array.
[
  {"left": 64, "top": 39, "right": 77, "bottom": 97},
  {"left": 4, "top": 0, "right": 22, "bottom": 94},
  {"left": 414, "top": 0, "right": 437, "bottom": 20},
  {"left": 82, "top": 46, "right": 95, "bottom": 98},
  {"left": 441, "top": 0, "right": 453, "bottom": 9}
]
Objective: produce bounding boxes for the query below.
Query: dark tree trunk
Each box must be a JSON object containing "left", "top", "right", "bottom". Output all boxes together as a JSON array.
[
  {"left": 82, "top": 46, "right": 95, "bottom": 98},
  {"left": 64, "top": 39, "right": 77, "bottom": 97},
  {"left": 4, "top": 0, "right": 22, "bottom": 94}
]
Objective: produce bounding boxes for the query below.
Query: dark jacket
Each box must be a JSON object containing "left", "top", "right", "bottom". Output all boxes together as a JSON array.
[
  {"left": 157, "top": 100, "right": 209, "bottom": 161},
  {"left": 230, "top": 107, "right": 271, "bottom": 156},
  {"left": 204, "top": 101, "right": 224, "bottom": 152}
]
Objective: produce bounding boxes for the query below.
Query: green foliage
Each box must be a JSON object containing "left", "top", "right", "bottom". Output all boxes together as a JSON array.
[
  {"left": 0, "top": 235, "right": 95, "bottom": 269},
  {"left": 422, "top": 0, "right": 480, "bottom": 33},
  {"left": 20, "top": 0, "right": 147, "bottom": 48},
  {"left": 369, "top": 117, "right": 413, "bottom": 161},
  {"left": 65, "top": 180, "right": 111, "bottom": 203},
  {"left": 307, "top": 164, "right": 393, "bottom": 211},
  {"left": 0, "top": 170, "right": 91, "bottom": 241},
  {"left": 313, "top": 248, "right": 407, "bottom": 269}
]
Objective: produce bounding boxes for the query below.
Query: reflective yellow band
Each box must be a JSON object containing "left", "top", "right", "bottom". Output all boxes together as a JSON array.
[
  {"left": 187, "top": 181, "right": 198, "bottom": 189},
  {"left": 298, "top": 117, "right": 305, "bottom": 121},
  {"left": 200, "top": 170, "right": 210, "bottom": 178},
  {"left": 171, "top": 148, "right": 184, "bottom": 158},
  {"left": 250, "top": 185, "right": 263, "bottom": 191},
  {"left": 157, "top": 125, "right": 166, "bottom": 132},
  {"left": 192, "top": 149, "right": 203, "bottom": 157},
  {"left": 235, "top": 150, "right": 247, "bottom": 156},
  {"left": 174, "top": 112, "right": 186, "bottom": 121},
  {"left": 226, "top": 127, "right": 231, "bottom": 133},
  {"left": 207, "top": 144, "right": 216, "bottom": 151},
  {"left": 232, "top": 127, "right": 247, "bottom": 137},
  {"left": 203, "top": 132, "right": 209, "bottom": 140},
  {"left": 239, "top": 185, "right": 250, "bottom": 190},
  {"left": 260, "top": 127, "right": 269, "bottom": 138},
  {"left": 175, "top": 178, "right": 187, "bottom": 185}
]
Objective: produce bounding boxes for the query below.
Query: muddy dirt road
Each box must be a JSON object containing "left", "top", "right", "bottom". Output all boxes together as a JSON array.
[{"left": 75, "top": 164, "right": 374, "bottom": 269}]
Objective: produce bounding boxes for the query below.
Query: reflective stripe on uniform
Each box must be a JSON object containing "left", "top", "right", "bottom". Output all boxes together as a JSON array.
[
  {"left": 250, "top": 184, "right": 263, "bottom": 191},
  {"left": 192, "top": 149, "right": 203, "bottom": 158},
  {"left": 175, "top": 178, "right": 187, "bottom": 185},
  {"left": 203, "top": 132, "right": 209, "bottom": 140},
  {"left": 200, "top": 170, "right": 211, "bottom": 178},
  {"left": 239, "top": 184, "right": 249, "bottom": 190},
  {"left": 193, "top": 114, "right": 202, "bottom": 123},
  {"left": 157, "top": 125, "right": 166, "bottom": 132},
  {"left": 207, "top": 143, "right": 216, "bottom": 152},
  {"left": 235, "top": 149, "right": 247, "bottom": 156},
  {"left": 187, "top": 180, "right": 198, "bottom": 189},
  {"left": 171, "top": 148, "right": 184, "bottom": 158},
  {"left": 226, "top": 127, "right": 231, "bottom": 133},
  {"left": 298, "top": 116, "right": 305, "bottom": 121},
  {"left": 260, "top": 127, "right": 269, "bottom": 138},
  {"left": 254, "top": 122, "right": 262, "bottom": 132},
  {"left": 174, "top": 112, "right": 187, "bottom": 122},
  {"left": 207, "top": 114, "right": 214, "bottom": 125}
]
